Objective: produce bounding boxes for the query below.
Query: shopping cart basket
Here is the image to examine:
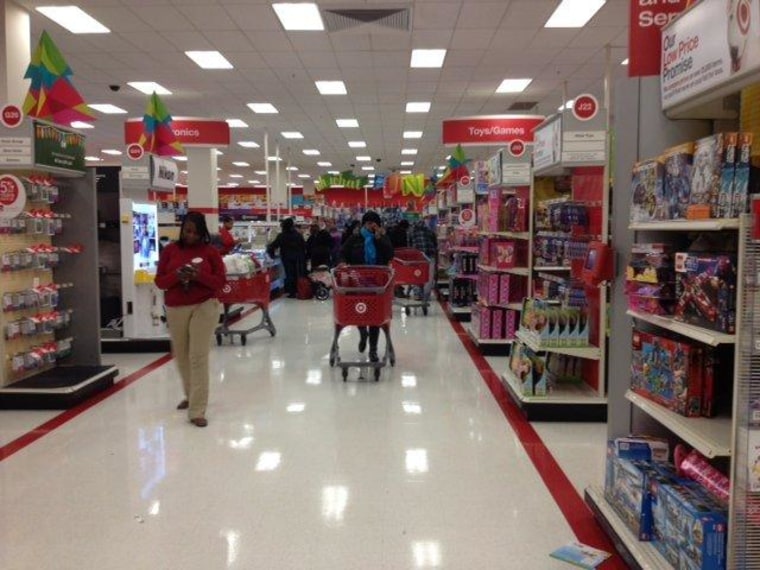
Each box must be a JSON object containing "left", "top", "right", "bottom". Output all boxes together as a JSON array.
[
  {"left": 215, "top": 269, "right": 276, "bottom": 345},
  {"left": 329, "top": 265, "right": 395, "bottom": 381},
  {"left": 391, "top": 248, "right": 433, "bottom": 316}
]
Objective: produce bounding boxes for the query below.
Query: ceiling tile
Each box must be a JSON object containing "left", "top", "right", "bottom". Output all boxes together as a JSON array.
[
  {"left": 570, "top": 26, "right": 626, "bottom": 48},
  {"left": 177, "top": 5, "right": 237, "bottom": 30},
  {"left": 223, "top": 4, "right": 281, "bottom": 31},
  {"left": 444, "top": 49, "right": 485, "bottom": 67},
  {"left": 203, "top": 30, "right": 255, "bottom": 52},
  {"left": 413, "top": 2, "right": 462, "bottom": 30},
  {"left": 288, "top": 32, "right": 333, "bottom": 52},
  {"left": 133, "top": 6, "right": 195, "bottom": 31},
  {"left": 245, "top": 30, "right": 293, "bottom": 51},
  {"left": 370, "top": 33, "right": 412, "bottom": 51},
  {"left": 262, "top": 51, "right": 303, "bottom": 68},
  {"left": 501, "top": 0, "right": 557, "bottom": 29},
  {"left": 161, "top": 31, "right": 215, "bottom": 51},
  {"left": 456, "top": 1, "right": 509, "bottom": 28},
  {"left": 330, "top": 34, "right": 372, "bottom": 52},
  {"left": 451, "top": 28, "right": 495, "bottom": 50}
]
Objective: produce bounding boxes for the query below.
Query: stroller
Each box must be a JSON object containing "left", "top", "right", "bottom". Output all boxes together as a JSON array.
[{"left": 309, "top": 265, "right": 332, "bottom": 301}]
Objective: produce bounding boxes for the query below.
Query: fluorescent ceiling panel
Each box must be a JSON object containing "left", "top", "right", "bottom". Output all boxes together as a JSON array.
[
  {"left": 255, "top": 170, "right": 267, "bottom": 175},
  {"left": 232, "top": 161, "right": 250, "bottom": 167},
  {"left": 89, "top": 104, "right": 126, "bottom": 114},
  {"left": 298, "top": 174, "right": 311, "bottom": 178},
  {"left": 226, "top": 119, "right": 248, "bottom": 128},
  {"left": 238, "top": 141, "right": 260, "bottom": 148},
  {"left": 248, "top": 180, "right": 261, "bottom": 184},
  {"left": 85, "top": 156, "right": 102, "bottom": 161},
  {"left": 317, "top": 161, "right": 332, "bottom": 167},
  {"left": 410, "top": 49, "right": 446, "bottom": 68},
  {"left": 315, "top": 81, "right": 347, "bottom": 95},
  {"left": 215, "top": 150, "right": 223, "bottom": 155},
  {"left": 328, "top": 170, "right": 339, "bottom": 175},
  {"left": 303, "top": 149, "right": 320, "bottom": 156},
  {"left": 336, "top": 119, "right": 359, "bottom": 128},
  {"left": 101, "top": 149, "right": 122, "bottom": 155},
  {"left": 267, "top": 156, "right": 282, "bottom": 162},
  {"left": 361, "top": 166, "right": 375, "bottom": 171},
  {"left": 272, "top": 3, "right": 324, "bottom": 31},
  {"left": 622, "top": 58, "right": 629, "bottom": 65},
  {"left": 403, "top": 131, "right": 423, "bottom": 139},
  {"left": 356, "top": 156, "right": 371, "bottom": 162},
  {"left": 400, "top": 161, "right": 414, "bottom": 166},
  {"left": 70, "top": 121, "right": 93, "bottom": 129},
  {"left": 401, "top": 148, "right": 418, "bottom": 155},
  {"left": 36, "top": 6, "right": 110, "bottom": 34},
  {"left": 229, "top": 174, "right": 243, "bottom": 178},
  {"left": 348, "top": 141, "right": 366, "bottom": 148},
  {"left": 406, "top": 102, "right": 431, "bottom": 113},
  {"left": 399, "top": 170, "right": 412, "bottom": 175},
  {"left": 247, "top": 103, "right": 279, "bottom": 114},
  {"left": 544, "top": 0, "right": 606, "bottom": 28},
  {"left": 496, "top": 79, "right": 532, "bottom": 93},
  {"left": 286, "top": 166, "right": 299, "bottom": 171},
  {"left": 281, "top": 131, "right": 304, "bottom": 139},
  {"left": 128, "top": 81, "right": 171, "bottom": 95},
  {"left": 173, "top": 156, "right": 188, "bottom": 162},
  {"left": 185, "top": 50, "right": 233, "bottom": 69}
]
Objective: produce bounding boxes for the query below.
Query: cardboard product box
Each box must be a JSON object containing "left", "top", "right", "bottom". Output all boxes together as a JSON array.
[
  {"left": 504, "top": 309, "right": 518, "bottom": 339},
  {"left": 718, "top": 132, "right": 738, "bottom": 218},
  {"left": 498, "top": 273, "right": 513, "bottom": 306},
  {"left": 490, "top": 240, "right": 517, "bottom": 269},
  {"left": 471, "top": 304, "right": 490, "bottom": 340},
  {"left": 630, "top": 158, "right": 664, "bottom": 223},
  {"left": 613, "top": 436, "right": 670, "bottom": 463},
  {"left": 479, "top": 239, "right": 491, "bottom": 266},
  {"left": 662, "top": 142, "right": 695, "bottom": 220},
  {"left": 690, "top": 133, "right": 725, "bottom": 219},
  {"left": 509, "top": 342, "right": 533, "bottom": 396},
  {"left": 650, "top": 480, "right": 728, "bottom": 570},
  {"left": 730, "top": 132, "right": 753, "bottom": 217},
  {"left": 702, "top": 348, "right": 716, "bottom": 418},
  {"left": 675, "top": 253, "right": 737, "bottom": 334},
  {"left": 604, "top": 449, "right": 658, "bottom": 541},
  {"left": 485, "top": 272, "right": 500, "bottom": 305},
  {"left": 491, "top": 307, "right": 504, "bottom": 339}
]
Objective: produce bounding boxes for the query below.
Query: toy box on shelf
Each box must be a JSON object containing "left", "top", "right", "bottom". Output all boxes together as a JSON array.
[
  {"left": 625, "top": 243, "right": 677, "bottom": 316},
  {"left": 674, "top": 252, "right": 737, "bottom": 334}
]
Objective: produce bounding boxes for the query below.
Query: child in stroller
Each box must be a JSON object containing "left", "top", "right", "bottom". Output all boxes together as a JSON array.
[{"left": 309, "top": 265, "right": 332, "bottom": 300}]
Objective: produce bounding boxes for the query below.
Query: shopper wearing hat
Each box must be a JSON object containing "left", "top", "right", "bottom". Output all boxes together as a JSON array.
[{"left": 339, "top": 210, "right": 394, "bottom": 361}]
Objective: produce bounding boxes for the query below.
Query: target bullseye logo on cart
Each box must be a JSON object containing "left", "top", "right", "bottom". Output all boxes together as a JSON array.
[
  {"left": 1, "top": 104, "right": 23, "bottom": 128},
  {"left": 355, "top": 302, "right": 368, "bottom": 314},
  {"left": 0, "top": 174, "right": 27, "bottom": 219},
  {"left": 414, "top": 269, "right": 422, "bottom": 277},
  {"left": 222, "top": 283, "right": 232, "bottom": 294},
  {"left": 508, "top": 140, "right": 526, "bottom": 157},
  {"left": 127, "top": 143, "right": 144, "bottom": 160}
]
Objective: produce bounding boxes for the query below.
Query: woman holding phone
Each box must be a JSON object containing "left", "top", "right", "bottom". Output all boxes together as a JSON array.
[{"left": 155, "top": 211, "right": 226, "bottom": 427}]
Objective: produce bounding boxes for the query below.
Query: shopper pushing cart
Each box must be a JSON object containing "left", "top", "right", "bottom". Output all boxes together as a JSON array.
[{"left": 391, "top": 247, "right": 433, "bottom": 316}]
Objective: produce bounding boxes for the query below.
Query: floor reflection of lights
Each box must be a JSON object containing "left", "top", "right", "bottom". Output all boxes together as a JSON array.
[
  {"left": 321, "top": 485, "right": 349, "bottom": 525},
  {"left": 402, "top": 401, "right": 422, "bottom": 415},
  {"left": 255, "top": 451, "right": 282, "bottom": 472},
  {"left": 405, "top": 449, "right": 429, "bottom": 474},
  {"left": 286, "top": 402, "right": 306, "bottom": 413},
  {"left": 401, "top": 374, "right": 417, "bottom": 388},
  {"left": 412, "top": 541, "right": 442, "bottom": 568}
]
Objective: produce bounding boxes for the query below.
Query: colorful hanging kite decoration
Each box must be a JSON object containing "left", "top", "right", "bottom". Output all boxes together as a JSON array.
[
  {"left": 138, "top": 92, "right": 183, "bottom": 156},
  {"left": 23, "top": 31, "right": 96, "bottom": 125},
  {"left": 315, "top": 170, "right": 369, "bottom": 191},
  {"left": 401, "top": 173, "right": 428, "bottom": 198},
  {"left": 435, "top": 144, "right": 471, "bottom": 188}
]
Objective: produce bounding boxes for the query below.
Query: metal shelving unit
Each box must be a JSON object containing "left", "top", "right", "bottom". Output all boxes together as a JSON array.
[
  {"left": 626, "top": 310, "right": 736, "bottom": 347},
  {"left": 515, "top": 330, "right": 602, "bottom": 361}
]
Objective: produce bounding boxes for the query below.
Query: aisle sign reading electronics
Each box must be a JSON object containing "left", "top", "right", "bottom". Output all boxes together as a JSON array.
[
  {"left": 661, "top": 0, "right": 760, "bottom": 110},
  {"left": 124, "top": 117, "right": 230, "bottom": 147}
]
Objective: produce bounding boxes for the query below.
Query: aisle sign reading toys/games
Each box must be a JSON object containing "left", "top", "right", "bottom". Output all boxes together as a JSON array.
[{"left": 33, "top": 120, "right": 85, "bottom": 173}]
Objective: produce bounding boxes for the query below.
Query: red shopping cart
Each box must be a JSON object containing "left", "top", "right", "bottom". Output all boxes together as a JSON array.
[
  {"left": 391, "top": 248, "right": 433, "bottom": 316},
  {"left": 329, "top": 265, "right": 395, "bottom": 381},
  {"left": 215, "top": 269, "right": 276, "bottom": 345}
]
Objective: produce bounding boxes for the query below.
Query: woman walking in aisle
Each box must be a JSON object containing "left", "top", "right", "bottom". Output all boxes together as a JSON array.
[
  {"left": 155, "top": 211, "right": 226, "bottom": 427},
  {"left": 340, "top": 211, "right": 394, "bottom": 362}
]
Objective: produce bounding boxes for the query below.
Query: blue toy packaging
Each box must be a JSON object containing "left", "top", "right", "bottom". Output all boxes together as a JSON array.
[
  {"left": 689, "top": 134, "right": 724, "bottom": 219},
  {"left": 662, "top": 142, "right": 694, "bottom": 220},
  {"left": 718, "top": 132, "right": 737, "bottom": 218},
  {"left": 630, "top": 158, "right": 663, "bottom": 223}
]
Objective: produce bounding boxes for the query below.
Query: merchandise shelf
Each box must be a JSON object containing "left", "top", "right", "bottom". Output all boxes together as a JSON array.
[
  {"left": 477, "top": 300, "right": 523, "bottom": 311},
  {"left": 501, "top": 369, "right": 607, "bottom": 405},
  {"left": 478, "top": 230, "right": 531, "bottom": 240},
  {"left": 629, "top": 218, "right": 740, "bottom": 232},
  {"left": 450, "top": 246, "right": 479, "bottom": 253},
  {"left": 515, "top": 330, "right": 601, "bottom": 360},
  {"left": 625, "top": 390, "right": 732, "bottom": 458},
  {"left": 585, "top": 486, "right": 673, "bottom": 570},
  {"left": 466, "top": 326, "right": 514, "bottom": 345},
  {"left": 453, "top": 273, "right": 478, "bottom": 281},
  {"left": 532, "top": 266, "right": 571, "bottom": 272},
  {"left": 626, "top": 310, "right": 736, "bottom": 347},
  {"left": 450, "top": 306, "right": 471, "bottom": 314},
  {"left": 478, "top": 264, "right": 530, "bottom": 276}
]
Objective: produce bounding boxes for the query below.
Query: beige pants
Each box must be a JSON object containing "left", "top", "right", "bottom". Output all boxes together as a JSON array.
[{"left": 165, "top": 298, "right": 220, "bottom": 420}]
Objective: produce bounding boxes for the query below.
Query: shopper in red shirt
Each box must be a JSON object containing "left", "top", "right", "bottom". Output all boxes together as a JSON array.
[
  {"left": 155, "top": 211, "right": 226, "bottom": 427},
  {"left": 218, "top": 215, "right": 238, "bottom": 255}
]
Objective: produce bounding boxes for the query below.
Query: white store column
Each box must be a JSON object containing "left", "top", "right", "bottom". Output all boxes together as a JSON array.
[
  {"left": 0, "top": 0, "right": 30, "bottom": 105},
  {"left": 186, "top": 146, "right": 219, "bottom": 230}
]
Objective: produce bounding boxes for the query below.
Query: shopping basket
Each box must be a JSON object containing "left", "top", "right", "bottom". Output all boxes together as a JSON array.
[
  {"left": 215, "top": 269, "right": 276, "bottom": 345},
  {"left": 329, "top": 265, "right": 395, "bottom": 381},
  {"left": 391, "top": 248, "right": 433, "bottom": 316}
]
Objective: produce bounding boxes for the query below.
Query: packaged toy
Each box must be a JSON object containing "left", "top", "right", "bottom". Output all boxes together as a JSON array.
[
  {"left": 662, "top": 142, "right": 695, "bottom": 220},
  {"left": 718, "top": 132, "right": 737, "bottom": 218},
  {"left": 690, "top": 134, "right": 724, "bottom": 219},
  {"left": 675, "top": 253, "right": 737, "bottom": 334},
  {"left": 730, "top": 131, "right": 753, "bottom": 217},
  {"left": 630, "top": 158, "right": 664, "bottom": 223}
]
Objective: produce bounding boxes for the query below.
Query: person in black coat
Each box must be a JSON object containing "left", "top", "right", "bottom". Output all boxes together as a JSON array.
[
  {"left": 306, "top": 223, "right": 332, "bottom": 270},
  {"left": 266, "top": 218, "right": 306, "bottom": 298},
  {"left": 388, "top": 219, "right": 409, "bottom": 249},
  {"left": 339, "top": 211, "right": 394, "bottom": 361}
]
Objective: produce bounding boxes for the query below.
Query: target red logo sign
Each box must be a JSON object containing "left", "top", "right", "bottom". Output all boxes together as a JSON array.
[
  {"left": 572, "top": 94, "right": 599, "bottom": 121},
  {"left": 127, "top": 143, "right": 144, "bottom": 160},
  {"left": 737, "top": 0, "right": 751, "bottom": 35},
  {"left": 0, "top": 174, "right": 27, "bottom": 219},
  {"left": 459, "top": 175, "right": 471, "bottom": 187},
  {"left": 508, "top": 140, "right": 526, "bottom": 157},
  {"left": 413, "top": 269, "right": 422, "bottom": 277},
  {"left": 355, "top": 302, "right": 368, "bottom": 314},
  {"left": 458, "top": 208, "right": 475, "bottom": 227},
  {"left": 1, "top": 104, "right": 23, "bottom": 128}
]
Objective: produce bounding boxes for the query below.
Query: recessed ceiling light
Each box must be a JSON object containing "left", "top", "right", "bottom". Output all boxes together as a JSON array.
[
  {"left": 406, "top": 102, "right": 431, "bottom": 113},
  {"left": 317, "top": 161, "right": 332, "bottom": 167},
  {"left": 255, "top": 170, "right": 267, "bottom": 175},
  {"left": 36, "top": 6, "right": 110, "bottom": 34},
  {"left": 403, "top": 131, "right": 423, "bottom": 139},
  {"left": 272, "top": 3, "right": 324, "bottom": 31},
  {"left": 400, "top": 161, "right": 414, "bottom": 166},
  {"left": 216, "top": 167, "right": 222, "bottom": 171},
  {"left": 226, "top": 119, "right": 248, "bottom": 128},
  {"left": 621, "top": 58, "right": 629, "bottom": 65},
  {"left": 226, "top": 182, "right": 240, "bottom": 187},
  {"left": 267, "top": 156, "right": 282, "bottom": 162},
  {"left": 173, "top": 156, "right": 188, "bottom": 162},
  {"left": 558, "top": 99, "right": 575, "bottom": 112},
  {"left": 185, "top": 50, "right": 233, "bottom": 69},
  {"left": 315, "top": 81, "right": 347, "bottom": 95},
  {"left": 128, "top": 81, "right": 171, "bottom": 95},
  {"left": 229, "top": 174, "right": 243, "bottom": 178},
  {"left": 410, "top": 49, "right": 447, "bottom": 68},
  {"left": 85, "top": 156, "right": 102, "bottom": 162},
  {"left": 545, "top": 0, "right": 606, "bottom": 28},
  {"left": 336, "top": 118, "right": 359, "bottom": 128},
  {"left": 215, "top": 150, "right": 223, "bottom": 156},
  {"left": 361, "top": 166, "right": 375, "bottom": 171},
  {"left": 70, "top": 121, "right": 93, "bottom": 129},
  {"left": 238, "top": 141, "right": 260, "bottom": 148},
  {"left": 356, "top": 156, "right": 371, "bottom": 162},
  {"left": 281, "top": 131, "right": 304, "bottom": 139},
  {"left": 328, "top": 170, "right": 340, "bottom": 175},
  {"left": 101, "top": 149, "right": 122, "bottom": 156},
  {"left": 286, "top": 166, "right": 299, "bottom": 171},
  {"left": 232, "top": 161, "right": 250, "bottom": 167},
  {"left": 348, "top": 141, "right": 366, "bottom": 148},
  {"left": 298, "top": 174, "right": 311, "bottom": 179},
  {"left": 248, "top": 180, "right": 261, "bottom": 184},
  {"left": 399, "top": 170, "right": 412, "bottom": 175},
  {"left": 496, "top": 79, "right": 533, "bottom": 93},
  {"left": 401, "top": 148, "right": 418, "bottom": 155},
  {"left": 303, "top": 149, "right": 320, "bottom": 156},
  {"left": 247, "top": 103, "right": 279, "bottom": 114},
  {"left": 89, "top": 104, "right": 127, "bottom": 114}
]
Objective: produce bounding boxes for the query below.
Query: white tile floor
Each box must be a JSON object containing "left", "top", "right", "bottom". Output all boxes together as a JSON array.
[{"left": 0, "top": 299, "right": 610, "bottom": 569}]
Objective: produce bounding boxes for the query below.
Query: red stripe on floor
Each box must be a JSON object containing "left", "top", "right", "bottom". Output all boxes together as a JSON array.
[
  {"left": 441, "top": 300, "right": 627, "bottom": 569},
  {"left": 0, "top": 301, "right": 272, "bottom": 463}
]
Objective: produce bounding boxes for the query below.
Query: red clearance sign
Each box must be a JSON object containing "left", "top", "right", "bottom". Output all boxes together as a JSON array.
[
  {"left": 442, "top": 115, "right": 544, "bottom": 146},
  {"left": 124, "top": 117, "right": 230, "bottom": 147},
  {"left": 629, "top": 0, "right": 690, "bottom": 77}
]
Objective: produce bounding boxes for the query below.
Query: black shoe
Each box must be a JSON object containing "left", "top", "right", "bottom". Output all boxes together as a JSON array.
[
  {"left": 287, "top": 293, "right": 297, "bottom": 298},
  {"left": 369, "top": 350, "right": 379, "bottom": 363},
  {"left": 358, "top": 332, "right": 368, "bottom": 353}
]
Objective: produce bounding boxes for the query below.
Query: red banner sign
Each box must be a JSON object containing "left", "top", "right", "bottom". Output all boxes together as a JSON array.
[
  {"left": 629, "top": 0, "right": 690, "bottom": 77},
  {"left": 442, "top": 115, "right": 544, "bottom": 146},
  {"left": 124, "top": 117, "right": 230, "bottom": 147}
]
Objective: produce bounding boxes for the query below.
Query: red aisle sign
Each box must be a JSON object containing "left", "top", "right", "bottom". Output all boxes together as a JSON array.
[
  {"left": 127, "top": 143, "right": 144, "bottom": 160},
  {"left": 629, "top": 0, "right": 690, "bottom": 77},
  {"left": 442, "top": 115, "right": 544, "bottom": 146},
  {"left": 508, "top": 140, "right": 526, "bottom": 157},
  {"left": 1, "top": 104, "right": 23, "bottom": 128},
  {"left": 124, "top": 117, "right": 230, "bottom": 147},
  {"left": 572, "top": 94, "right": 599, "bottom": 121}
]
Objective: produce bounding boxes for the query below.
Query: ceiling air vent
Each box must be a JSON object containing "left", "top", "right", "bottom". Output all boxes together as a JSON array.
[
  {"left": 508, "top": 101, "right": 538, "bottom": 111},
  {"left": 320, "top": 8, "right": 410, "bottom": 32}
]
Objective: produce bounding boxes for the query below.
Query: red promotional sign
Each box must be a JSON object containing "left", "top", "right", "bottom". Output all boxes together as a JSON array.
[
  {"left": 124, "top": 117, "right": 230, "bottom": 147},
  {"left": 127, "top": 143, "right": 144, "bottom": 160},
  {"left": 0, "top": 174, "right": 26, "bottom": 218},
  {"left": 572, "top": 94, "right": 599, "bottom": 121},
  {"left": 629, "top": 0, "right": 689, "bottom": 77},
  {"left": 1, "top": 104, "right": 23, "bottom": 128},
  {"left": 442, "top": 115, "right": 544, "bottom": 146},
  {"left": 508, "top": 140, "right": 526, "bottom": 157}
]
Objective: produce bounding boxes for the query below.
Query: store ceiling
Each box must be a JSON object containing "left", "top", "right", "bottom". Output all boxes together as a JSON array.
[{"left": 15, "top": 0, "right": 629, "bottom": 187}]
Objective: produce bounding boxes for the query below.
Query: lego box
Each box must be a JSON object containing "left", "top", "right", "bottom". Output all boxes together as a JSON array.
[
  {"left": 674, "top": 253, "right": 737, "bottom": 334},
  {"left": 604, "top": 446, "right": 659, "bottom": 540},
  {"left": 630, "top": 158, "right": 664, "bottom": 223}
]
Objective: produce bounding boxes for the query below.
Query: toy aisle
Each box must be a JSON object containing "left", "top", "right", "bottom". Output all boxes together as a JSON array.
[{"left": 4, "top": 1, "right": 760, "bottom": 569}]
